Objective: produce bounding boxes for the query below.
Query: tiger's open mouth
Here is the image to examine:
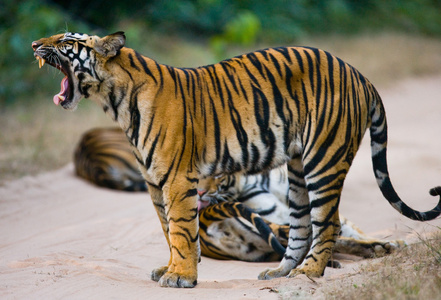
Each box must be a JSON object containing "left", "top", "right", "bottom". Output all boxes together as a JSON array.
[{"left": 34, "top": 54, "right": 73, "bottom": 107}]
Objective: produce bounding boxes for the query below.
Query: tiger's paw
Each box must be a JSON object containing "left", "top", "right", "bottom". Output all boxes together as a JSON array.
[
  {"left": 374, "top": 239, "right": 407, "bottom": 256},
  {"left": 151, "top": 266, "right": 169, "bottom": 282},
  {"left": 287, "top": 265, "right": 323, "bottom": 278},
  {"left": 258, "top": 266, "right": 291, "bottom": 280},
  {"left": 158, "top": 271, "right": 197, "bottom": 288},
  {"left": 393, "top": 239, "right": 407, "bottom": 248},
  {"left": 387, "top": 239, "right": 407, "bottom": 252}
]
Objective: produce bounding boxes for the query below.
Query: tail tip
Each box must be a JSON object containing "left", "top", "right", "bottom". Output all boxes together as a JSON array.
[{"left": 429, "top": 186, "right": 441, "bottom": 197}]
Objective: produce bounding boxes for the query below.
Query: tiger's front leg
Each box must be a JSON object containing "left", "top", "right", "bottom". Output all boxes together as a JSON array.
[
  {"left": 148, "top": 184, "right": 171, "bottom": 282},
  {"left": 149, "top": 181, "right": 200, "bottom": 288}
]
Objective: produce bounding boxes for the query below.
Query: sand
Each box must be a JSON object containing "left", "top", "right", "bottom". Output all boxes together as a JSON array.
[{"left": 1, "top": 75, "right": 441, "bottom": 299}]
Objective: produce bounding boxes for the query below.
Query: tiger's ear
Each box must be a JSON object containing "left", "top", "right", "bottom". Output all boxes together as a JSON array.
[{"left": 94, "top": 32, "right": 126, "bottom": 58}]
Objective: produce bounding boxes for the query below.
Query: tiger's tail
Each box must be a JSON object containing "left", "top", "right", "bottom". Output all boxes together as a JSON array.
[{"left": 369, "top": 89, "right": 441, "bottom": 221}]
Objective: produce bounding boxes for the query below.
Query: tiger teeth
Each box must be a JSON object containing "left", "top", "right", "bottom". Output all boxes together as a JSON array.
[
  {"left": 58, "top": 95, "right": 65, "bottom": 101},
  {"left": 37, "top": 57, "right": 46, "bottom": 68}
]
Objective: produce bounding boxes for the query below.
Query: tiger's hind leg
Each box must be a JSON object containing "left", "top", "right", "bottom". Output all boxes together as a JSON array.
[
  {"left": 266, "top": 216, "right": 405, "bottom": 260},
  {"left": 335, "top": 236, "right": 406, "bottom": 258},
  {"left": 259, "top": 156, "right": 312, "bottom": 279},
  {"left": 285, "top": 161, "right": 348, "bottom": 278},
  {"left": 336, "top": 216, "right": 406, "bottom": 258}
]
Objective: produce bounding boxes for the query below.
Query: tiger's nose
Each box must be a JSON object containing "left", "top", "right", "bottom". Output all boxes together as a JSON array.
[
  {"left": 197, "top": 189, "right": 207, "bottom": 197},
  {"left": 31, "top": 41, "right": 41, "bottom": 51}
]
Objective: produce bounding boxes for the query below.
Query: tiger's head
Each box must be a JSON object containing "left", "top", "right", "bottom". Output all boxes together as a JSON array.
[
  {"left": 32, "top": 32, "right": 126, "bottom": 110},
  {"left": 197, "top": 175, "right": 240, "bottom": 210}
]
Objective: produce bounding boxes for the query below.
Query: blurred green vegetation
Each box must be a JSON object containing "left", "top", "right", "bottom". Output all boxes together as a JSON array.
[{"left": 2, "top": 0, "right": 441, "bottom": 106}]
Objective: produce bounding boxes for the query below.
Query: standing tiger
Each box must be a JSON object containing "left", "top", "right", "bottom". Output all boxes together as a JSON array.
[
  {"left": 32, "top": 31, "right": 441, "bottom": 288},
  {"left": 74, "top": 127, "right": 405, "bottom": 262}
]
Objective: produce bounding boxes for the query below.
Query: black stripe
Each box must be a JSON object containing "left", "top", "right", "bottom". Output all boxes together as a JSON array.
[
  {"left": 291, "top": 48, "right": 304, "bottom": 73},
  {"left": 154, "top": 61, "right": 164, "bottom": 91},
  {"left": 252, "top": 85, "right": 276, "bottom": 170},
  {"left": 255, "top": 205, "right": 277, "bottom": 217},
  {"left": 288, "top": 177, "right": 306, "bottom": 189},
  {"left": 221, "top": 142, "right": 241, "bottom": 173},
  {"left": 108, "top": 86, "right": 119, "bottom": 121},
  {"left": 145, "top": 130, "right": 161, "bottom": 169},
  {"left": 169, "top": 208, "right": 198, "bottom": 223},
  {"left": 184, "top": 188, "right": 198, "bottom": 199},
  {"left": 242, "top": 62, "right": 261, "bottom": 87},
  {"left": 289, "top": 209, "right": 311, "bottom": 219},
  {"left": 212, "top": 68, "right": 226, "bottom": 109},
  {"left": 128, "top": 52, "right": 140, "bottom": 72},
  {"left": 120, "top": 65, "right": 134, "bottom": 81},
  {"left": 275, "top": 47, "right": 294, "bottom": 66},
  {"left": 247, "top": 53, "right": 265, "bottom": 77},
  {"left": 134, "top": 51, "right": 157, "bottom": 83},
  {"left": 129, "top": 92, "right": 141, "bottom": 146},
  {"left": 310, "top": 194, "right": 339, "bottom": 209},
  {"left": 237, "top": 190, "right": 267, "bottom": 203},
  {"left": 171, "top": 245, "right": 186, "bottom": 259},
  {"left": 249, "top": 143, "right": 260, "bottom": 172},
  {"left": 268, "top": 52, "right": 283, "bottom": 77},
  {"left": 166, "top": 66, "right": 179, "bottom": 95},
  {"left": 220, "top": 62, "right": 240, "bottom": 95},
  {"left": 210, "top": 97, "right": 221, "bottom": 166},
  {"left": 158, "top": 154, "right": 176, "bottom": 188},
  {"left": 225, "top": 78, "right": 249, "bottom": 168}
]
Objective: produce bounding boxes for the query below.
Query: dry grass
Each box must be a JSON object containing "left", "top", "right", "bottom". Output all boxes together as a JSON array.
[
  {"left": 1, "top": 33, "right": 441, "bottom": 185},
  {"left": 323, "top": 230, "right": 441, "bottom": 300},
  {"left": 0, "top": 100, "right": 112, "bottom": 184}
]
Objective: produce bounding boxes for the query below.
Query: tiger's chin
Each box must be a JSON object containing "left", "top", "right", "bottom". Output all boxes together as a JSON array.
[{"left": 59, "top": 94, "right": 82, "bottom": 111}]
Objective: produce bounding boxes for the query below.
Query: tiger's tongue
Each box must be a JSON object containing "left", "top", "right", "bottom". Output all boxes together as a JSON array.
[{"left": 53, "top": 76, "right": 68, "bottom": 105}]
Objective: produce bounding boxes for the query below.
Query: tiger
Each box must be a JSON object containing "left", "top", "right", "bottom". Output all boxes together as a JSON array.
[
  {"left": 197, "top": 167, "right": 406, "bottom": 261},
  {"left": 74, "top": 127, "right": 147, "bottom": 191},
  {"left": 199, "top": 204, "right": 404, "bottom": 263},
  {"left": 32, "top": 31, "right": 441, "bottom": 288},
  {"left": 74, "top": 127, "right": 404, "bottom": 262}
]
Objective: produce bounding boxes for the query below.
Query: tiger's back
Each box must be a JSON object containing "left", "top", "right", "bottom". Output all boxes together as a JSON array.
[
  {"left": 74, "top": 127, "right": 147, "bottom": 192},
  {"left": 139, "top": 47, "right": 373, "bottom": 179}
]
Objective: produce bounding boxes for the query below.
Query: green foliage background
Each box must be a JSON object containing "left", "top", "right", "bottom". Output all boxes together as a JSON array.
[{"left": 2, "top": 0, "right": 441, "bottom": 106}]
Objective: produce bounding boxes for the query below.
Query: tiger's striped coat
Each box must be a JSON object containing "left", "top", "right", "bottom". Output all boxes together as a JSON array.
[{"left": 74, "top": 127, "right": 405, "bottom": 262}]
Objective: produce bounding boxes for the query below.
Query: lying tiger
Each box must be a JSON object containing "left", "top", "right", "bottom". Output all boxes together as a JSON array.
[
  {"left": 75, "top": 127, "right": 405, "bottom": 263},
  {"left": 33, "top": 32, "right": 441, "bottom": 287}
]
